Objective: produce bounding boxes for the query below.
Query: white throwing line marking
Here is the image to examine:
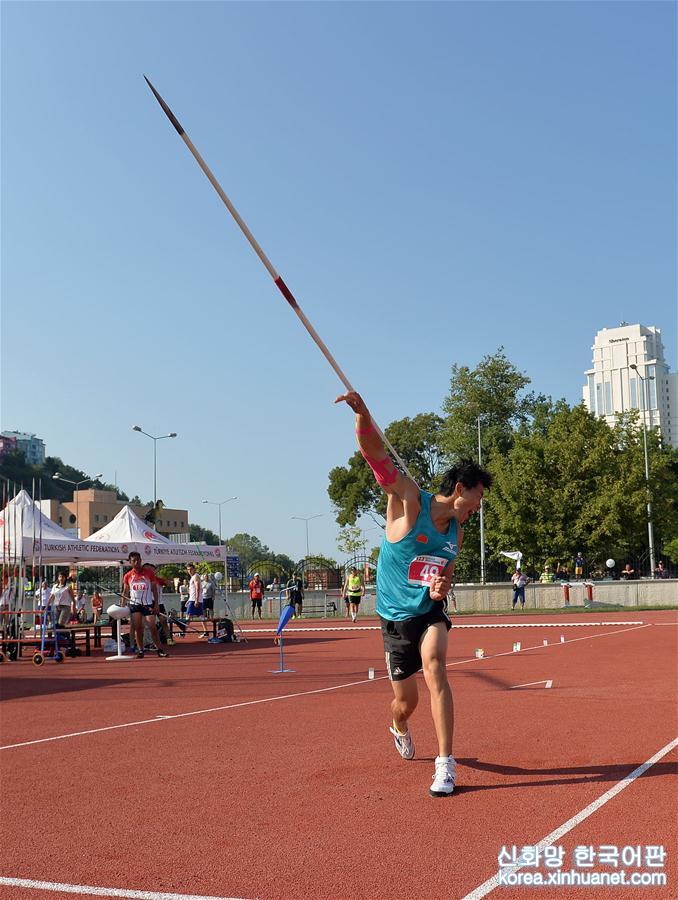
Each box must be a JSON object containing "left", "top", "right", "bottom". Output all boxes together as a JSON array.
[
  {"left": 461, "top": 735, "right": 678, "bottom": 900},
  {"left": 0, "top": 623, "right": 650, "bottom": 752},
  {"left": 0, "top": 675, "right": 379, "bottom": 751},
  {"left": 511, "top": 680, "right": 553, "bottom": 689},
  {"left": 0, "top": 878, "right": 248, "bottom": 899},
  {"left": 243, "top": 621, "right": 644, "bottom": 633},
  {"left": 452, "top": 623, "right": 650, "bottom": 669}
]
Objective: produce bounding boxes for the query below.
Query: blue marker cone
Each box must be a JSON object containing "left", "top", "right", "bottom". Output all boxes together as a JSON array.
[{"left": 270, "top": 601, "right": 295, "bottom": 673}]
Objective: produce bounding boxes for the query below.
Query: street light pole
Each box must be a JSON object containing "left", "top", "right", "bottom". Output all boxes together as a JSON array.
[
  {"left": 291, "top": 514, "right": 322, "bottom": 565},
  {"left": 630, "top": 365, "right": 656, "bottom": 576},
  {"left": 132, "top": 426, "right": 177, "bottom": 509},
  {"left": 478, "top": 415, "right": 486, "bottom": 585},
  {"left": 52, "top": 472, "right": 103, "bottom": 539},
  {"left": 202, "top": 497, "right": 238, "bottom": 608}
]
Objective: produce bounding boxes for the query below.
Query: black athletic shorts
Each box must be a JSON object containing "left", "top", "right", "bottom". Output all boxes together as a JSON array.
[
  {"left": 379, "top": 605, "right": 451, "bottom": 681},
  {"left": 251, "top": 598, "right": 262, "bottom": 608},
  {"left": 348, "top": 595, "right": 361, "bottom": 605},
  {"left": 129, "top": 604, "right": 155, "bottom": 618},
  {"left": 203, "top": 597, "right": 214, "bottom": 612}
]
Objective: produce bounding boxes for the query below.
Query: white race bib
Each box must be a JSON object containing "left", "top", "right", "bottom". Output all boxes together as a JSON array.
[{"left": 407, "top": 555, "right": 448, "bottom": 587}]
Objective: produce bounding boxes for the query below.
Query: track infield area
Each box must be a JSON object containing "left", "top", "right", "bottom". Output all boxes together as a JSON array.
[{"left": 1, "top": 610, "right": 676, "bottom": 900}]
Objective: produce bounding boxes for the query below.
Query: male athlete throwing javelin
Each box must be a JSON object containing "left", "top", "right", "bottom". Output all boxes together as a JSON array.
[{"left": 336, "top": 391, "right": 491, "bottom": 796}]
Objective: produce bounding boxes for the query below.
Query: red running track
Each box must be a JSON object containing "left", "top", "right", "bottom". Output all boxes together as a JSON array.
[{"left": 0, "top": 610, "right": 676, "bottom": 899}]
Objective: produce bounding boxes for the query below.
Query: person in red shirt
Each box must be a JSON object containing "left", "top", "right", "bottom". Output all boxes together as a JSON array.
[
  {"left": 249, "top": 573, "right": 264, "bottom": 619},
  {"left": 122, "top": 552, "right": 169, "bottom": 659},
  {"left": 91, "top": 590, "right": 103, "bottom": 624}
]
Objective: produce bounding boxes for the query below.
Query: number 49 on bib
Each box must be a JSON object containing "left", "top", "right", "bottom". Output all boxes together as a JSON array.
[{"left": 407, "top": 555, "right": 448, "bottom": 587}]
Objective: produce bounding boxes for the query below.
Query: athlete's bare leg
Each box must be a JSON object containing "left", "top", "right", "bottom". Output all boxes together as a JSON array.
[
  {"left": 391, "top": 674, "right": 419, "bottom": 732},
  {"left": 420, "top": 622, "right": 453, "bottom": 757}
]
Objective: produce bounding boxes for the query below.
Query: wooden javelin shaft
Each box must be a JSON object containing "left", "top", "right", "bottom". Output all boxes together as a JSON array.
[{"left": 144, "top": 76, "right": 411, "bottom": 478}]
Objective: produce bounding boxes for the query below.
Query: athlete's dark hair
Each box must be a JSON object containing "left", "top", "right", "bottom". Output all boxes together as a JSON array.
[
  {"left": 128, "top": 551, "right": 141, "bottom": 562},
  {"left": 438, "top": 459, "right": 493, "bottom": 497}
]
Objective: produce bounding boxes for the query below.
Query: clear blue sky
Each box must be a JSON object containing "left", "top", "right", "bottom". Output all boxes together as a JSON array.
[{"left": 2, "top": 1, "right": 676, "bottom": 561}]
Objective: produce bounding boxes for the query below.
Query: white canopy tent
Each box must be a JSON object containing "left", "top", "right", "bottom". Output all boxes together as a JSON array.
[
  {"left": 1, "top": 492, "right": 227, "bottom": 565},
  {"left": 0, "top": 489, "right": 99, "bottom": 564},
  {"left": 1, "top": 488, "right": 72, "bottom": 541},
  {"left": 86, "top": 505, "right": 228, "bottom": 564}
]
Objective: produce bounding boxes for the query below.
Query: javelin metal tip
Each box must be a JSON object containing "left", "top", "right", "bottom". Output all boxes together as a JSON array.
[{"left": 143, "top": 75, "right": 185, "bottom": 137}]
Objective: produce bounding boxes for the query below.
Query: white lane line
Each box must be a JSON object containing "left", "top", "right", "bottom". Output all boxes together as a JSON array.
[
  {"left": 453, "top": 623, "right": 650, "bottom": 669},
  {"left": 449, "top": 621, "right": 643, "bottom": 628},
  {"left": 243, "top": 625, "right": 381, "bottom": 632},
  {"left": 1, "top": 624, "right": 650, "bottom": 752},
  {"left": 0, "top": 675, "right": 379, "bottom": 751},
  {"left": 243, "top": 621, "right": 644, "bottom": 633},
  {"left": 0, "top": 878, "right": 247, "bottom": 899},
  {"left": 461, "top": 736, "right": 678, "bottom": 900},
  {"left": 511, "top": 680, "right": 553, "bottom": 689}
]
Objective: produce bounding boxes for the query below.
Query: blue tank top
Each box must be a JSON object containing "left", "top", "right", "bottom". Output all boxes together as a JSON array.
[{"left": 376, "top": 490, "right": 459, "bottom": 621}]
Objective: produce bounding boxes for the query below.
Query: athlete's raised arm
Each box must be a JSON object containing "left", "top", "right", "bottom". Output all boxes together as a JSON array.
[{"left": 335, "top": 391, "right": 419, "bottom": 505}]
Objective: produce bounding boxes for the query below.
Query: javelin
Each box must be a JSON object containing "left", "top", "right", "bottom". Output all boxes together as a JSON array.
[{"left": 143, "top": 76, "right": 411, "bottom": 478}]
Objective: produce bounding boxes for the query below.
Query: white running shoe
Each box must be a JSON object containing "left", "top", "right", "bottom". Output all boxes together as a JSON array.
[
  {"left": 430, "top": 755, "right": 456, "bottom": 797},
  {"left": 389, "top": 722, "right": 415, "bottom": 760}
]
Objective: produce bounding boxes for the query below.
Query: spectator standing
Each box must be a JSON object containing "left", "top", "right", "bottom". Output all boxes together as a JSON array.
[
  {"left": 185, "top": 564, "right": 206, "bottom": 636},
  {"left": 654, "top": 560, "right": 670, "bottom": 579},
  {"left": 179, "top": 577, "right": 189, "bottom": 616},
  {"left": 37, "top": 579, "right": 51, "bottom": 628},
  {"left": 38, "top": 579, "right": 51, "bottom": 609},
  {"left": 75, "top": 587, "right": 88, "bottom": 622},
  {"left": 620, "top": 563, "right": 636, "bottom": 580},
  {"left": 287, "top": 573, "right": 304, "bottom": 619},
  {"left": 341, "top": 575, "right": 350, "bottom": 618},
  {"left": 511, "top": 569, "right": 530, "bottom": 610},
  {"left": 249, "top": 573, "right": 264, "bottom": 619},
  {"left": 202, "top": 573, "right": 215, "bottom": 623},
  {"left": 144, "top": 564, "right": 171, "bottom": 645},
  {"left": 342, "top": 567, "right": 365, "bottom": 623},
  {"left": 443, "top": 588, "right": 458, "bottom": 615},
  {"left": 51, "top": 572, "right": 75, "bottom": 628},
  {"left": 574, "top": 552, "right": 585, "bottom": 580},
  {"left": 539, "top": 566, "right": 554, "bottom": 584},
  {"left": 91, "top": 590, "right": 103, "bottom": 624}
]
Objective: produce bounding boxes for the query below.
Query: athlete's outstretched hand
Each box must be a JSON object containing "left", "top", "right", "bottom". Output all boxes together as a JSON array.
[
  {"left": 429, "top": 571, "right": 453, "bottom": 601},
  {"left": 335, "top": 391, "right": 370, "bottom": 417}
]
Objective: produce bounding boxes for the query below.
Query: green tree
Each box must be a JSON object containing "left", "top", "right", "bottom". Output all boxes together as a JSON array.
[
  {"left": 328, "top": 412, "right": 444, "bottom": 525},
  {"left": 0, "top": 452, "right": 126, "bottom": 501},
  {"left": 189, "top": 523, "right": 221, "bottom": 545},
  {"left": 440, "top": 348, "right": 544, "bottom": 462},
  {"left": 156, "top": 564, "right": 185, "bottom": 583},
  {"left": 662, "top": 537, "right": 678, "bottom": 565},
  {"left": 222, "top": 533, "right": 270, "bottom": 572},
  {"left": 487, "top": 405, "right": 678, "bottom": 574},
  {"left": 269, "top": 552, "right": 295, "bottom": 574},
  {"left": 336, "top": 525, "right": 366, "bottom": 556},
  {"left": 305, "top": 554, "right": 338, "bottom": 569}
]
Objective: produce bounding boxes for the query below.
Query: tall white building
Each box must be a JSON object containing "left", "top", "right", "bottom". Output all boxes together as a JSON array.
[{"left": 583, "top": 323, "right": 677, "bottom": 448}]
